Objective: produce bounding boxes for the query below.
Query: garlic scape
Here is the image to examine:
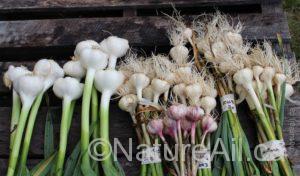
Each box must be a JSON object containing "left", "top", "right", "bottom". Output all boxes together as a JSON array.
[
  {"left": 53, "top": 77, "right": 83, "bottom": 176},
  {"left": 7, "top": 75, "right": 44, "bottom": 176},
  {"left": 19, "top": 59, "right": 64, "bottom": 171},
  {"left": 94, "top": 69, "right": 125, "bottom": 175},
  {"left": 3, "top": 65, "right": 31, "bottom": 150},
  {"left": 77, "top": 40, "right": 108, "bottom": 173}
]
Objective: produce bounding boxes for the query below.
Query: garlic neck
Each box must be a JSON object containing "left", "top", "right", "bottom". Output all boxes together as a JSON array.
[{"left": 108, "top": 55, "right": 117, "bottom": 69}]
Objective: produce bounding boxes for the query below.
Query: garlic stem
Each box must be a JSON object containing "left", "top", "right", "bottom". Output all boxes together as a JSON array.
[
  {"left": 81, "top": 69, "right": 96, "bottom": 172},
  {"left": 19, "top": 92, "right": 44, "bottom": 171},
  {"left": 91, "top": 87, "right": 99, "bottom": 139},
  {"left": 9, "top": 90, "right": 21, "bottom": 149},
  {"left": 7, "top": 103, "right": 32, "bottom": 176},
  {"left": 177, "top": 121, "right": 185, "bottom": 176},
  {"left": 108, "top": 55, "right": 118, "bottom": 69},
  {"left": 55, "top": 98, "right": 72, "bottom": 176}
]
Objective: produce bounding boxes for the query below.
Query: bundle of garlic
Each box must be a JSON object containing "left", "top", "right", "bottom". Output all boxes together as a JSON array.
[
  {"left": 4, "top": 59, "right": 64, "bottom": 176},
  {"left": 117, "top": 41, "right": 218, "bottom": 176},
  {"left": 190, "top": 12, "right": 260, "bottom": 176}
]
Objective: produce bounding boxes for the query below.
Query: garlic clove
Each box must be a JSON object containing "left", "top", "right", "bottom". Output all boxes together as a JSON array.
[
  {"left": 53, "top": 77, "right": 84, "bottom": 101},
  {"left": 63, "top": 60, "right": 86, "bottom": 80}
]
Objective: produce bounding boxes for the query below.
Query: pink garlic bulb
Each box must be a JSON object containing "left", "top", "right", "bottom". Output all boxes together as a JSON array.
[
  {"left": 201, "top": 115, "right": 218, "bottom": 133},
  {"left": 186, "top": 106, "right": 204, "bottom": 122},
  {"left": 147, "top": 119, "right": 164, "bottom": 136},
  {"left": 166, "top": 104, "right": 188, "bottom": 121}
]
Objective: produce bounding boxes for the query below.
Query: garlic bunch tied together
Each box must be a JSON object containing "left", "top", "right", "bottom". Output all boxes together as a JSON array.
[
  {"left": 193, "top": 12, "right": 260, "bottom": 176},
  {"left": 53, "top": 77, "right": 83, "bottom": 176}
]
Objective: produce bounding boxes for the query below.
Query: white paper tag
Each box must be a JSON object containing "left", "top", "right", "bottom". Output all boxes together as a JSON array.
[
  {"left": 258, "top": 140, "right": 287, "bottom": 161},
  {"left": 141, "top": 146, "right": 161, "bottom": 164},
  {"left": 195, "top": 148, "right": 211, "bottom": 169},
  {"left": 220, "top": 94, "right": 237, "bottom": 113}
]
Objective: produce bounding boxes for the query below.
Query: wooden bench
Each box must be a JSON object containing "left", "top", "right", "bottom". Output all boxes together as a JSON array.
[{"left": 0, "top": 0, "right": 299, "bottom": 175}]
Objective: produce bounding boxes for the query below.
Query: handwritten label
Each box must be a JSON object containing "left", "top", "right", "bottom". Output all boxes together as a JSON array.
[
  {"left": 141, "top": 146, "right": 161, "bottom": 164},
  {"left": 195, "top": 148, "right": 211, "bottom": 169},
  {"left": 220, "top": 94, "right": 237, "bottom": 113},
  {"left": 259, "top": 140, "right": 287, "bottom": 161}
]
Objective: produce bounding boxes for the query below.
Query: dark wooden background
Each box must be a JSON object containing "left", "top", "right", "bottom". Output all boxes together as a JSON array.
[{"left": 0, "top": 0, "right": 299, "bottom": 175}]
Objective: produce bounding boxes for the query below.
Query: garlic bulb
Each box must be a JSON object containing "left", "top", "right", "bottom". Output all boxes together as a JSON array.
[
  {"left": 173, "top": 83, "right": 187, "bottom": 104},
  {"left": 183, "top": 28, "right": 193, "bottom": 42},
  {"left": 14, "top": 75, "right": 44, "bottom": 106},
  {"left": 235, "top": 85, "right": 247, "bottom": 104},
  {"left": 202, "top": 115, "right": 218, "bottom": 133},
  {"left": 224, "top": 32, "right": 243, "bottom": 46},
  {"left": 151, "top": 78, "right": 170, "bottom": 103},
  {"left": 186, "top": 106, "right": 204, "bottom": 122},
  {"left": 260, "top": 66, "right": 275, "bottom": 88},
  {"left": 199, "top": 96, "right": 217, "bottom": 115},
  {"left": 166, "top": 104, "right": 188, "bottom": 121},
  {"left": 142, "top": 86, "right": 154, "bottom": 101},
  {"left": 63, "top": 60, "right": 86, "bottom": 80},
  {"left": 33, "top": 59, "right": 64, "bottom": 91},
  {"left": 79, "top": 47, "right": 108, "bottom": 72},
  {"left": 181, "top": 119, "right": 192, "bottom": 132},
  {"left": 178, "top": 66, "right": 192, "bottom": 75},
  {"left": 211, "top": 41, "right": 226, "bottom": 60},
  {"left": 170, "top": 45, "right": 189, "bottom": 63},
  {"left": 129, "top": 73, "right": 150, "bottom": 101},
  {"left": 285, "top": 83, "right": 299, "bottom": 104},
  {"left": 53, "top": 77, "right": 84, "bottom": 101},
  {"left": 118, "top": 94, "right": 138, "bottom": 114},
  {"left": 147, "top": 119, "right": 164, "bottom": 136},
  {"left": 274, "top": 73, "right": 286, "bottom": 88},
  {"left": 3, "top": 66, "right": 31, "bottom": 89},
  {"left": 74, "top": 40, "right": 100, "bottom": 59},
  {"left": 185, "top": 83, "right": 202, "bottom": 105},
  {"left": 94, "top": 69, "right": 125, "bottom": 95},
  {"left": 99, "top": 36, "right": 129, "bottom": 69}
]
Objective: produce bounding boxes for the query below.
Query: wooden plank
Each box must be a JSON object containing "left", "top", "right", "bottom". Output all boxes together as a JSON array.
[
  {"left": 0, "top": 0, "right": 262, "bottom": 12},
  {"left": 0, "top": 13, "right": 290, "bottom": 50}
]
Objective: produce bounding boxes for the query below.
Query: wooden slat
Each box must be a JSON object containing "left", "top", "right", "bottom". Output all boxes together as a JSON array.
[
  {"left": 0, "top": 13, "right": 290, "bottom": 49},
  {"left": 0, "top": 0, "right": 262, "bottom": 12}
]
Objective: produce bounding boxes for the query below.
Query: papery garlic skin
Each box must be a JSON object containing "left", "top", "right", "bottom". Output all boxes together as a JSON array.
[
  {"left": 129, "top": 73, "right": 150, "bottom": 101},
  {"left": 181, "top": 119, "right": 192, "bottom": 132},
  {"left": 74, "top": 40, "right": 100, "bottom": 59},
  {"left": 99, "top": 36, "right": 129, "bottom": 69},
  {"left": 3, "top": 66, "right": 31, "bottom": 89},
  {"left": 34, "top": 59, "right": 64, "bottom": 91},
  {"left": 199, "top": 96, "right": 217, "bottom": 115},
  {"left": 63, "top": 60, "right": 86, "bottom": 80},
  {"left": 260, "top": 67, "right": 276, "bottom": 88},
  {"left": 14, "top": 75, "right": 44, "bottom": 106},
  {"left": 212, "top": 41, "right": 227, "bottom": 60},
  {"left": 53, "top": 77, "right": 84, "bottom": 101}
]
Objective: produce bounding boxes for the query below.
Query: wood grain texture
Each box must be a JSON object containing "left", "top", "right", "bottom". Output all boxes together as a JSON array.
[
  {"left": 0, "top": 13, "right": 290, "bottom": 50},
  {"left": 0, "top": 0, "right": 262, "bottom": 12}
]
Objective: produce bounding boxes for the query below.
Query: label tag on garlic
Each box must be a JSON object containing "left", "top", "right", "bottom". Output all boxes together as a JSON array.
[
  {"left": 141, "top": 146, "right": 161, "bottom": 164},
  {"left": 258, "top": 140, "right": 287, "bottom": 161},
  {"left": 195, "top": 148, "right": 211, "bottom": 169},
  {"left": 220, "top": 94, "right": 237, "bottom": 113}
]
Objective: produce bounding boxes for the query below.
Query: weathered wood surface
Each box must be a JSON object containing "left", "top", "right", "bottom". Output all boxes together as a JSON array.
[{"left": 0, "top": 0, "right": 262, "bottom": 12}]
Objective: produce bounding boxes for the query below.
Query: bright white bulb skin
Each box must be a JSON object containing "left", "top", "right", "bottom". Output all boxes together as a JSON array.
[
  {"left": 185, "top": 83, "right": 202, "bottom": 105},
  {"left": 169, "top": 45, "right": 189, "bottom": 62},
  {"left": 225, "top": 32, "right": 243, "bottom": 46},
  {"left": 99, "top": 36, "right": 129, "bottom": 69},
  {"left": 212, "top": 41, "right": 226, "bottom": 60},
  {"left": 233, "top": 68, "right": 253, "bottom": 86},
  {"left": 142, "top": 86, "right": 154, "bottom": 101},
  {"left": 173, "top": 83, "right": 187, "bottom": 104},
  {"left": 260, "top": 67, "right": 276, "bottom": 89},
  {"left": 79, "top": 47, "right": 108, "bottom": 72},
  {"left": 3, "top": 65, "right": 31, "bottom": 89},
  {"left": 129, "top": 73, "right": 150, "bottom": 101},
  {"left": 63, "top": 60, "right": 86, "bottom": 80},
  {"left": 118, "top": 94, "right": 138, "bottom": 115},
  {"left": 218, "top": 62, "right": 230, "bottom": 74},
  {"left": 14, "top": 75, "right": 44, "bottom": 106},
  {"left": 74, "top": 40, "right": 100, "bottom": 59},
  {"left": 285, "top": 84, "right": 295, "bottom": 99},
  {"left": 94, "top": 69, "right": 125, "bottom": 96},
  {"left": 33, "top": 59, "right": 64, "bottom": 91},
  {"left": 53, "top": 77, "right": 84, "bottom": 101},
  {"left": 151, "top": 78, "right": 170, "bottom": 103},
  {"left": 199, "top": 96, "right": 217, "bottom": 115}
]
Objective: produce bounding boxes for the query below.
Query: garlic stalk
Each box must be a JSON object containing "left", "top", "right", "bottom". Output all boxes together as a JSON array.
[
  {"left": 7, "top": 75, "right": 44, "bottom": 176},
  {"left": 53, "top": 77, "right": 83, "bottom": 176},
  {"left": 77, "top": 40, "right": 108, "bottom": 173},
  {"left": 94, "top": 69, "right": 124, "bottom": 175}
]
